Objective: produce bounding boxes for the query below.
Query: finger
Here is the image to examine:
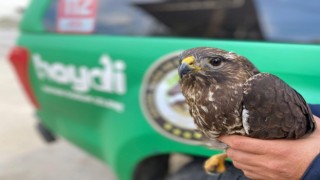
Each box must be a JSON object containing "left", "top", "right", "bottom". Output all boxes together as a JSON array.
[
  {"left": 220, "top": 135, "right": 269, "bottom": 154},
  {"left": 232, "top": 160, "right": 257, "bottom": 171},
  {"left": 242, "top": 170, "right": 267, "bottom": 180},
  {"left": 227, "top": 148, "right": 262, "bottom": 167},
  {"left": 232, "top": 161, "right": 268, "bottom": 179}
]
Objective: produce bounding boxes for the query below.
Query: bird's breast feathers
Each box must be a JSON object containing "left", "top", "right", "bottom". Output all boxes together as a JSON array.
[{"left": 183, "top": 78, "right": 246, "bottom": 137}]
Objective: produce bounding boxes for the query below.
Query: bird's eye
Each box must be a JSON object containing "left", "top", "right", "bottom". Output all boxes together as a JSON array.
[{"left": 209, "top": 56, "right": 223, "bottom": 66}]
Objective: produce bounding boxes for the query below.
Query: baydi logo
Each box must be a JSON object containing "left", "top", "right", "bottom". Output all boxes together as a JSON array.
[
  {"left": 32, "top": 54, "right": 126, "bottom": 94},
  {"left": 32, "top": 54, "right": 126, "bottom": 112}
]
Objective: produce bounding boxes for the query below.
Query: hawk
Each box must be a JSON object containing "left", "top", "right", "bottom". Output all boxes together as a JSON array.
[{"left": 178, "top": 47, "right": 315, "bottom": 174}]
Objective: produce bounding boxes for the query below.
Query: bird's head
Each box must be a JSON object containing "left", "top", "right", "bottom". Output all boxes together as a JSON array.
[{"left": 178, "top": 47, "right": 258, "bottom": 84}]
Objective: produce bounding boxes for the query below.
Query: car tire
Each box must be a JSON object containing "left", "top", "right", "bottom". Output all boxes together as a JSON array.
[
  {"left": 36, "top": 122, "right": 56, "bottom": 143},
  {"left": 167, "top": 157, "right": 248, "bottom": 180},
  {"left": 133, "top": 154, "right": 170, "bottom": 180}
]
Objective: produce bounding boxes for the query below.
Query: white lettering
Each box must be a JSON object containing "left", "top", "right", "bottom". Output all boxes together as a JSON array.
[
  {"left": 69, "top": 66, "right": 90, "bottom": 92},
  {"left": 32, "top": 53, "right": 127, "bottom": 94},
  {"left": 114, "top": 60, "right": 126, "bottom": 94},
  {"left": 64, "top": 0, "right": 93, "bottom": 16},
  {"left": 48, "top": 63, "right": 69, "bottom": 83},
  {"left": 42, "top": 85, "right": 124, "bottom": 112},
  {"left": 97, "top": 55, "right": 113, "bottom": 92}
]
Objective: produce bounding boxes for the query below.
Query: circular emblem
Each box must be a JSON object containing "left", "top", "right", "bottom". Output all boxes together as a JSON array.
[{"left": 141, "top": 52, "right": 204, "bottom": 144}]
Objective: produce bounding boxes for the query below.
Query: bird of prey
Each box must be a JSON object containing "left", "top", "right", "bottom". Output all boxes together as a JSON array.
[{"left": 178, "top": 47, "right": 315, "bottom": 174}]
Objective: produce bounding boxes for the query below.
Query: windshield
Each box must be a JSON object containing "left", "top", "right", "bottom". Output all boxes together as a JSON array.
[{"left": 43, "top": 0, "right": 320, "bottom": 44}]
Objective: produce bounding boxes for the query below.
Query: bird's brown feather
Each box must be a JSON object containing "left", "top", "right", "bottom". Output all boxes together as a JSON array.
[
  {"left": 243, "top": 73, "right": 315, "bottom": 139},
  {"left": 179, "top": 47, "right": 315, "bottom": 143}
]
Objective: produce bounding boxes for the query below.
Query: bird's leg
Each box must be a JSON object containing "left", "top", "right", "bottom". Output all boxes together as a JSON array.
[{"left": 204, "top": 153, "right": 227, "bottom": 174}]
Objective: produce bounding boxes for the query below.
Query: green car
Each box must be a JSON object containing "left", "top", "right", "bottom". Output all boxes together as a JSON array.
[{"left": 9, "top": 0, "right": 320, "bottom": 179}]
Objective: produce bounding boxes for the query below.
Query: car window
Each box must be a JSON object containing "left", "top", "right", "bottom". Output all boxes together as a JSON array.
[
  {"left": 43, "top": 0, "right": 262, "bottom": 40},
  {"left": 255, "top": 0, "right": 320, "bottom": 43},
  {"left": 43, "top": 0, "right": 320, "bottom": 44}
]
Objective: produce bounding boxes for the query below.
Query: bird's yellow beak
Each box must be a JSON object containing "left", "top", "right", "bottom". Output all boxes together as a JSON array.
[
  {"left": 179, "top": 56, "right": 201, "bottom": 78},
  {"left": 181, "top": 56, "right": 195, "bottom": 66}
]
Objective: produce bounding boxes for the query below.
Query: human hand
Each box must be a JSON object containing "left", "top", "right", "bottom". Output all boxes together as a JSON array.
[{"left": 219, "top": 116, "right": 320, "bottom": 180}]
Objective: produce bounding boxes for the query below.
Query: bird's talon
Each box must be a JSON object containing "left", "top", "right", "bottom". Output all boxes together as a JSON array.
[{"left": 204, "top": 153, "right": 227, "bottom": 174}]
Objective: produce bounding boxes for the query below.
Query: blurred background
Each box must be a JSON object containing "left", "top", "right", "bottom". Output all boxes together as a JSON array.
[
  {"left": 1, "top": 0, "right": 320, "bottom": 180},
  {"left": 0, "top": 1, "right": 117, "bottom": 179}
]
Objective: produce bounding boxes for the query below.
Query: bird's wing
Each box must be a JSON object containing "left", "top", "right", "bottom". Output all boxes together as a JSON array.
[{"left": 242, "top": 73, "right": 315, "bottom": 139}]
